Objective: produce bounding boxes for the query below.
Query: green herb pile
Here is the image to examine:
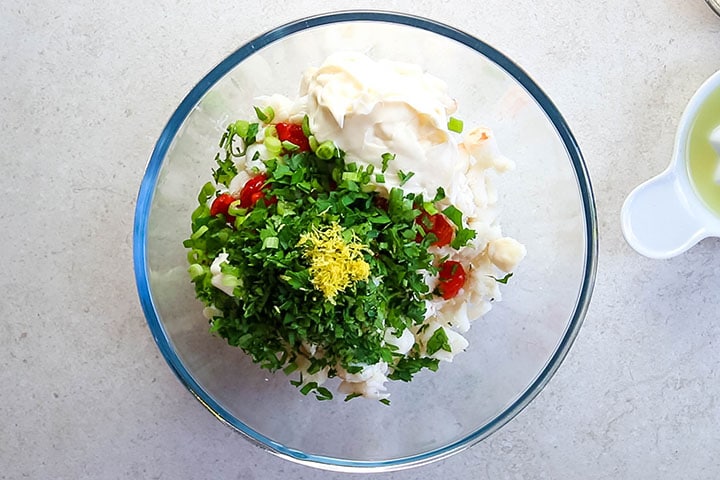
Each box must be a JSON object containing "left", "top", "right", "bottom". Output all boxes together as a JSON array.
[{"left": 184, "top": 116, "right": 477, "bottom": 401}]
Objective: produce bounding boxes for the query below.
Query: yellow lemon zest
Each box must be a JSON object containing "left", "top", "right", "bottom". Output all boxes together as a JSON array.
[{"left": 297, "top": 223, "right": 370, "bottom": 302}]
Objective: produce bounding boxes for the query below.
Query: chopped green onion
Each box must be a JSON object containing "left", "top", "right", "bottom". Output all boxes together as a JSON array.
[
  {"left": 374, "top": 174, "right": 385, "bottom": 183},
  {"left": 191, "top": 204, "right": 209, "bottom": 223},
  {"left": 264, "top": 124, "right": 277, "bottom": 138},
  {"left": 282, "top": 140, "right": 299, "bottom": 152},
  {"left": 447, "top": 116, "right": 464, "bottom": 133},
  {"left": 198, "top": 182, "right": 215, "bottom": 203},
  {"left": 300, "top": 382, "right": 317, "bottom": 396},
  {"left": 187, "top": 249, "right": 203, "bottom": 264},
  {"left": 190, "top": 225, "right": 208, "bottom": 240},
  {"left": 263, "top": 236, "right": 279, "bottom": 249},
  {"left": 315, "top": 386, "right": 333, "bottom": 401},
  {"left": 342, "top": 172, "right": 360, "bottom": 182},
  {"left": 301, "top": 115, "right": 312, "bottom": 137},
  {"left": 187, "top": 263, "right": 205, "bottom": 280},
  {"left": 422, "top": 201, "right": 438, "bottom": 215},
  {"left": 233, "top": 120, "right": 249, "bottom": 137},
  {"left": 253, "top": 105, "right": 274, "bottom": 123},
  {"left": 227, "top": 200, "right": 246, "bottom": 217},
  {"left": 315, "top": 140, "right": 336, "bottom": 160},
  {"left": 308, "top": 135, "right": 319, "bottom": 152},
  {"left": 264, "top": 136, "right": 282, "bottom": 155}
]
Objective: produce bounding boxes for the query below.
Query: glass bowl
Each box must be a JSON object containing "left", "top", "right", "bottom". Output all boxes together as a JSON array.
[{"left": 134, "top": 11, "right": 597, "bottom": 472}]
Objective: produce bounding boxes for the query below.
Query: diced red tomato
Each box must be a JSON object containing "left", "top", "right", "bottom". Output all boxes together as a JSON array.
[
  {"left": 275, "top": 122, "right": 310, "bottom": 152},
  {"left": 415, "top": 211, "right": 455, "bottom": 247},
  {"left": 211, "top": 174, "right": 275, "bottom": 225},
  {"left": 210, "top": 193, "right": 236, "bottom": 222},
  {"left": 239, "top": 173, "right": 268, "bottom": 208},
  {"left": 437, "top": 261, "right": 466, "bottom": 300}
]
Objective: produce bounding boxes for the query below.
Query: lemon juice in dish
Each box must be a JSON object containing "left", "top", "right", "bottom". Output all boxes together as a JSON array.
[{"left": 686, "top": 85, "right": 720, "bottom": 217}]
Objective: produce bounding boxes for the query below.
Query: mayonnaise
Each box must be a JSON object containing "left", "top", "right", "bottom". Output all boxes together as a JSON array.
[{"left": 300, "top": 53, "right": 464, "bottom": 198}]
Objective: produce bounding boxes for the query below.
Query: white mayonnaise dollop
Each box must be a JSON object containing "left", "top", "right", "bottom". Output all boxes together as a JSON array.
[{"left": 300, "top": 53, "right": 462, "bottom": 197}]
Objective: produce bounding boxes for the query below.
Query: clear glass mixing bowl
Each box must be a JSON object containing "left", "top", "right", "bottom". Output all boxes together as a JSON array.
[{"left": 134, "top": 11, "right": 597, "bottom": 472}]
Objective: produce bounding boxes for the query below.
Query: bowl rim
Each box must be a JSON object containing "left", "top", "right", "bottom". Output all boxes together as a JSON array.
[{"left": 133, "top": 9, "right": 598, "bottom": 472}]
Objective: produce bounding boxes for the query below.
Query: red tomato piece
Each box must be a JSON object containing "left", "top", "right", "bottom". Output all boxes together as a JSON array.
[
  {"left": 239, "top": 173, "right": 268, "bottom": 208},
  {"left": 437, "top": 261, "right": 466, "bottom": 300},
  {"left": 210, "top": 193, "right": 236, "bottom": 222},
  {"left": 249, "top": 191, "right": 264, "bottom": 205},
  {"left": 415, "top": 211, "right": 455, "bottom": 247},
  {"left": 275, "top": 122, "right": 310, "bottom": 152}
]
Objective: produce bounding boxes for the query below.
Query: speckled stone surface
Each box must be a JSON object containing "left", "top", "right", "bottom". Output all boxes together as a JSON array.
[{"left": 2, "top": 1, "right": 719, "bottom": 478}]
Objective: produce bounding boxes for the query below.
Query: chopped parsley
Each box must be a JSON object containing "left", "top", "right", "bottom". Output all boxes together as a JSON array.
[
  {"left": 490, "top": 272, "right": 514, "bottom": 284},
  {"left": 426, "top": 327, "right": 452, "bottom": 356},
  {"left": 185, "top": 119, "right": 483, "bottom": 401}
]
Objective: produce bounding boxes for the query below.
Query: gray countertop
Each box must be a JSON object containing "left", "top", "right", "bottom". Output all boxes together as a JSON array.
[{"left": 3, "top": 1, "right": 719, "bottom": 478}]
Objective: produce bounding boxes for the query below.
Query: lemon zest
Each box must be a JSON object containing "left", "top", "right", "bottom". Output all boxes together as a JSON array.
[{"left": 297, "top": 223, "right": 370, "bottom": 302}]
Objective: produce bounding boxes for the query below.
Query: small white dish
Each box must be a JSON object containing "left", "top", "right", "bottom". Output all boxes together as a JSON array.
[{"left": 621, "top": 70, "right": 720, "bottom": 259}]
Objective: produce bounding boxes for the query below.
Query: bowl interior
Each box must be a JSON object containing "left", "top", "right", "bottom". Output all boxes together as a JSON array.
[{"left": 137, "top": 13, "right": 594, "bottom": 470}]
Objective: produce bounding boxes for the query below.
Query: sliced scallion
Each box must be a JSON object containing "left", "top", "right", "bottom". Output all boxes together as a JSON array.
[
  {"left": 315, "top": 140, "right": 336, "bottom": 160},
  {"left": 190, "top": 225, "right": 208, "bottom": 240},
  {"left": 253, "top": 105, "right": 274, "bottom": 123},
  {"left": 282, "top": 140, "right": 299, "bottom": 152},
  {"left": 227, "top": 200, "right": 246, "bottom": 217},
  {"left": 263, "top": 236, "right": 279, "bottom": 249},
  {"left": 301, "top": 115, "right": 312, "bottom": 137},
  {"left": 342, "top": 172, "right": 360, "bottom": 182},
  {"left": 264, "top": 124, "right": 277, "bottom": 138},
  {"left": 308, "top": 135, "right": 319, "bottom": 152},
  {"left": 233, "top": 120, "right": 249, "bottom": 137},
  {"left": 188, "top": 264, "right": 205, "bottom": 280},
  {"left": 447, "top": 116, "right": 464, "bottom": 133},
  {"left": 422, "top": 201, "right": 438, "bottom": 215},
  {"left": 264, "top": 135, "right": 282, "bottom": 155}
]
